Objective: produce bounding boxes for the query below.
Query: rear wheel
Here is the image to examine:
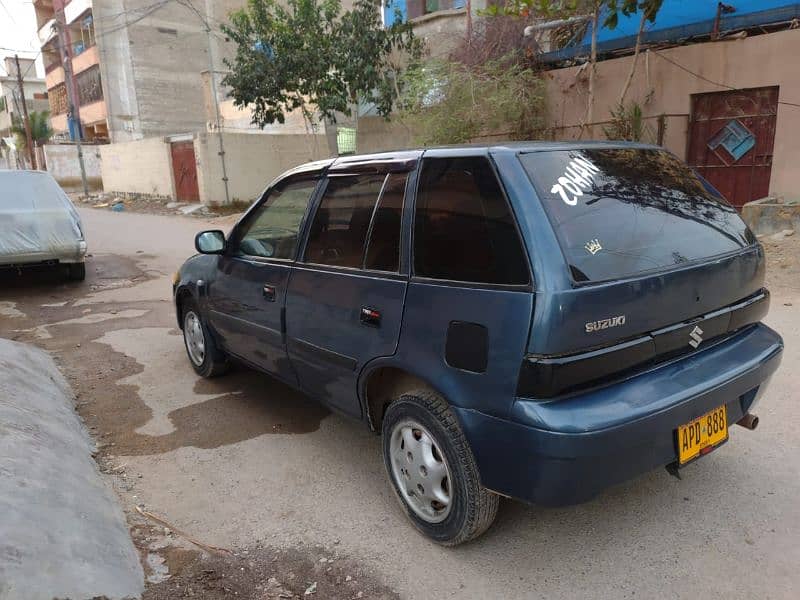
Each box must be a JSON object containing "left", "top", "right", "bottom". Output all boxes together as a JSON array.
[
  {"left": 382, "top": 390, "right": 499, "bottom": 546},
  {"left": 67, "top": 263, "right": 85, "bottom": 281},
  {"left": 181, "top": 298, "right": 228, "bottom": 378}
]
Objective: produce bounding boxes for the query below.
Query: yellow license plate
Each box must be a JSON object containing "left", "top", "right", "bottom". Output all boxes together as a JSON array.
[{"left": 677, "top": 405, "right": 728, "bottom": 465}]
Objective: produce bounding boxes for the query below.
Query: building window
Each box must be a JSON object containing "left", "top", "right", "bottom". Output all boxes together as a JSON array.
[
  {"left": 73, "top": 13, "right": 96, "bottom": 55},
  {"left": 76, "top": 65, "right": 103, "bottom": 107},
  {"left": 49, "top": 83, "right": 68, "bottom": 115}
]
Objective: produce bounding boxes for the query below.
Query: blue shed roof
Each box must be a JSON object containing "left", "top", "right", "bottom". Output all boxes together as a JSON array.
[{"left": 541, "top": 0, "right": 800, "bottom": 63}]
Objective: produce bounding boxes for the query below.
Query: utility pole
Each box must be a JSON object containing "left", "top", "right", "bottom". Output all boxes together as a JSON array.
[
  {"left": 54, "top": 11, "right": 89, "bottom": 196},
  {"left": 14, "top": 55, "right": 37, "bottom": 170},
  {"left": 203, "top": 0, "right": 230, "bottom": 204}
]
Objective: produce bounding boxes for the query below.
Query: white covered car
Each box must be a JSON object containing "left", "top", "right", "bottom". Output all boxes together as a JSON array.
[{"left": 0, "top": 170, "right": 87, "bottom": 280}]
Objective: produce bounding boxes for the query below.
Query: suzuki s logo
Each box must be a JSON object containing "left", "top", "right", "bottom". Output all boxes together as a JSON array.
[
  {"left": 689, "top": 325, "right": 704, "bottom": 349},
  {"left": 585, "top": 315, "right": 626, "bottom": 333}
]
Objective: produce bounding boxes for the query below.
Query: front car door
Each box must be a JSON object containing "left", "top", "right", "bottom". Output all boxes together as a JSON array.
[
  {"left": 208, "top": 174, "right": 321, "bottom": 386},
  {"left": 285, "top": 155, "right": 418, "bottom": 416}
]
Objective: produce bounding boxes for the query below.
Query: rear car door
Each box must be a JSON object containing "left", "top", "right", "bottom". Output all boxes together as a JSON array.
[
  {"left": 208, "top": 176, "right": 320, "bottom": 386},
  {"left": 285, "top": 159, "right": 413, "bottom": 417},
  {"left": 395, "top": 150, "right": 534, "bottom": 420}
]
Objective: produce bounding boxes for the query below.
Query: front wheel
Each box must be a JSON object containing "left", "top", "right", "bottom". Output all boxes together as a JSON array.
[
  {"left": 181, "top": 299, "right": 228, "bottom": 378},
  {"left": 382, "top": 390, "right": 499, "bottom": 546}
]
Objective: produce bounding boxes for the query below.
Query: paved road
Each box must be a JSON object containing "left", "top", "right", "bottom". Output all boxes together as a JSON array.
[{"left": 1, "top": 207, "right": 798, "bottom": 599}]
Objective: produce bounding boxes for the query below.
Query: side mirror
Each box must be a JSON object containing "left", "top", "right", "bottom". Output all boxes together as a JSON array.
[{"left": 195, "top": 230, "right": 226, "bottom": 254}]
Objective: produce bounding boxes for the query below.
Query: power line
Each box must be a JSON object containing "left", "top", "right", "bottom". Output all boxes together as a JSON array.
[{"left": 651, "top": 49, "right": 800, "bottom": 109}]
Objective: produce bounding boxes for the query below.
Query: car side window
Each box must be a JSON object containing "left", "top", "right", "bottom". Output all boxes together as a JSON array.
[
  {"left": 364, "top": 172, "right": 407, "bottom": 272},
  {"left": 304, "top": 173, "right": 387, "bottom": 268},
  {"left": 413, "top": 156, "right": 529, "bottom": 285},
  {"left": 236, "top": 178, "right": 318, "bottom": 260}
]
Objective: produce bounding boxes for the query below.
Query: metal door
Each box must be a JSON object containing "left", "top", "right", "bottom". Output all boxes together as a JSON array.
[
  {"left": 687, "top": 87, "right": 778, "bottom": 210},
  {"left": 170, "top": 140, "right": 200, "bottom": 202}
]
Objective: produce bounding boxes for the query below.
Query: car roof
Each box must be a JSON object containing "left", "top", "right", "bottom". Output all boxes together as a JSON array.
[{"left": 316, "top": 141, "right": 663, "bottom": 165}]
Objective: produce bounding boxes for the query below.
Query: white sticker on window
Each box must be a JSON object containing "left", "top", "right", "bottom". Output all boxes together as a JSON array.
[
  {"left": 551, "top": 157, "right": 600, "bottom": 206},
  {"left": 585, "top": 238, "right": 602, "bottom": 255}
]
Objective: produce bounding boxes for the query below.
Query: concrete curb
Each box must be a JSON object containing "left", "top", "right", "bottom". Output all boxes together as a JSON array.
[{"left": 0, "top": 338, "right": 144, "bottom": 600}]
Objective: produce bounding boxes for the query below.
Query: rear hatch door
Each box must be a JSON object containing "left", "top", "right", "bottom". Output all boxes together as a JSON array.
[{"left": 520, "top": 146, "right": 764, "bottom": 359}]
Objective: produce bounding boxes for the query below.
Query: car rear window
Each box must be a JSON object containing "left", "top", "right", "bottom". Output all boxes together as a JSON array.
[{"left": 520, "top": 148, "right": 756, "bottom": 283}]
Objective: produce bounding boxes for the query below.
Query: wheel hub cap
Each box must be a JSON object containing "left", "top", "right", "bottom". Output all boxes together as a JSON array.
[
  {"left": 184, "top": 311, "right": 206, "bottom": 366},
  {"left": 389, "top": 420, "right": 452, "bottom": 523}
]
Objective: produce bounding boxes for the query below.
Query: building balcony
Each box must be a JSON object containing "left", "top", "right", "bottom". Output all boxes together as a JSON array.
[
  {"left": 38, "top": 18, "right": 57, "bottom": 46},
  {"left": 79, "top": 99, "right": 106, "bottom": 126},
  {"left": 46, "top": 65, "right": 65, "bottom": 89},
  {"left": 65, "top": 0, "right": 93, "bottom": 26},
  {"left": 48, "top": 100, "right": 107, "bottom": 136},
  {"left": 71, "top": 44, "right": 99, "bottom": 75},
  {"left": 50, "top": 111, "right": 67, "bottom": 135}
]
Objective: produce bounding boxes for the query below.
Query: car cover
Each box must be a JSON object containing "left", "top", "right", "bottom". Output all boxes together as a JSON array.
[{"left": 0, "top": 170, "right": 84, "bottom": 263}]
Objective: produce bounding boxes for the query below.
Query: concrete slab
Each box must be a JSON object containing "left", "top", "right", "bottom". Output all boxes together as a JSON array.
[{"left": 0, "top": 338, "right": 144, "bottom": 600}]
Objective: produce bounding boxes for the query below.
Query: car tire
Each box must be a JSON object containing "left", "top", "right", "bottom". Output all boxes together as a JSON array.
[
  {"left": 382, "top": 390, "right": 499, "bottom": 546},
  {"left": 67, "top": 263, "right": 85, "bottom": 281},
  {"left": 181, "top": 297, "right": 229, "bottom": 378}
]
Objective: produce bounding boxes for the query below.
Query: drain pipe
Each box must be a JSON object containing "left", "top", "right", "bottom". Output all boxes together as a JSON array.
[{"left": 204, "top": 0, "right": 230, "bottom": 205}]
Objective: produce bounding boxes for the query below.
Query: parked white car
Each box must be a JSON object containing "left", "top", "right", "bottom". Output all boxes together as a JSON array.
[{"left": 0, "top": 170, "right": 87, "bottom": 280}]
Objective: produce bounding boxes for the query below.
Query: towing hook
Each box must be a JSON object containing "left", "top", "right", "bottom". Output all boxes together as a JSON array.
[{"left": 736, "top": 413, "right": 759, "bottom": 430}]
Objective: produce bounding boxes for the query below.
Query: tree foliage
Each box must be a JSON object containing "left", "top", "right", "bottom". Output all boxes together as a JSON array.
[
  {"left": 11, "top": 111, "right": 53, "bottom": 150},
  {"left": 601, "top": 100, "right": 654, "bottom": 142},
  {"left": 221, "top": 0, "right": 423, "bottom": 128}
]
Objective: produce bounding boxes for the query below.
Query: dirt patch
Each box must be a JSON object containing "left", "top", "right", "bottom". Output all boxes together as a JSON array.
[
  {"left": 761, "top": 233, "right": 800, "bottom": 293},
  {"left": 142, "top": 544, "right": 398, "bottom": 600}
]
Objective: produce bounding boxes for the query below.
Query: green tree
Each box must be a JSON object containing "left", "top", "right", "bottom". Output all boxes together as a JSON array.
[
  {"left": 221, "top": 0, "right": 422, "bottom": 133},
  {"left": 11, "top": 110, "right": 53, "bottom": 151}
]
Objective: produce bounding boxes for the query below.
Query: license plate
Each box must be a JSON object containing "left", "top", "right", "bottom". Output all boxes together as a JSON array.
[{"left": 677, "top": 405, "right": 728, "bottom": 465}]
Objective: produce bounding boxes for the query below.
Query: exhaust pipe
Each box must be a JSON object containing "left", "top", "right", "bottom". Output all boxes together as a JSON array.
[{"left": 736, "top": 413, "right": 759, "bottom": 430}]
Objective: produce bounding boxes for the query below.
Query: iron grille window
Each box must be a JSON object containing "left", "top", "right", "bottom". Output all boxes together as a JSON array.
[
  {"left": 49, "top": 83, "right": 68, "bottom": 115},
  {"left": 76, "top": 65, "right": 103, "bottom": 107}
]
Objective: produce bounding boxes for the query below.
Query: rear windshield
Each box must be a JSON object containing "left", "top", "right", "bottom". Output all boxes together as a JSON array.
[{"left": 520, "top": 148, "right": 755, "bottom": 283}]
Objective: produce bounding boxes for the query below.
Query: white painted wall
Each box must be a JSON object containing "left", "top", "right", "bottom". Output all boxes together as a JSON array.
[
  {"left": 43, "top": 143, "right": 103, "bottom": 190},
  {"left": 100, "top": 137, "right": 175, "bottom": 198}
]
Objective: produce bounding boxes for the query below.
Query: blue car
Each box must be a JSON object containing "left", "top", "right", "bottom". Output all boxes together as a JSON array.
[{"left": 174, "top": 143, "right": 783, "bottom": 545}]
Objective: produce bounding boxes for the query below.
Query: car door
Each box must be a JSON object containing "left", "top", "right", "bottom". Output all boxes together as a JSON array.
[
  {"left": 285, "top": 160, "right": 414, "bottom": 417},
  {"left": 207, "top": 175, "right": 320, "bottom": 386},
  {"left": 394, "top": 151, "right": 534, "bottom": 420}
]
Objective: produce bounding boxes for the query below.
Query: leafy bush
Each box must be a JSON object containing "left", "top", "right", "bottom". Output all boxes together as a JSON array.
[{"left": 399, "top": 58, "right": 547, "bottom": 145}]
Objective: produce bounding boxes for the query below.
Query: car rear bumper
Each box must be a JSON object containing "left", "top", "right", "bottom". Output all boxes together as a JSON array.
[
  {"left": 454, "top": 323, "right": 783, "bottom": 506},
  {"left": 0, "top": 240, "right": 87, "bottom": 266}
]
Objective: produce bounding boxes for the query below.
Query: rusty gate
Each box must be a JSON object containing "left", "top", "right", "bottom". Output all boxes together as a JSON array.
[
  {"left": 170, "top": 140, "right": 200, "bottom": 203},
  {"left": 687, "top": 86, "right": 778, "bottom": 210}
]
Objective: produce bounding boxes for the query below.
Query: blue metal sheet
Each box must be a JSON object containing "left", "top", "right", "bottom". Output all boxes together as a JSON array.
[{"left": 542, "top": 0, "right": 800, "bottom": 63}]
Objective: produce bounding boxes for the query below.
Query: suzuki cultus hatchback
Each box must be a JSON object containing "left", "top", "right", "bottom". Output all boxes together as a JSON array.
[{"left": 174, "top": 143, "right": 783, "bottom": 545}]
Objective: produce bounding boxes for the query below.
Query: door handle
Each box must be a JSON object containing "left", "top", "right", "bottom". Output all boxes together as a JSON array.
[
  {"left": 360, "top": 307, "right": 381, "bottom": 327},
  {"left": 262, "top": 284, "right": 276, "bottom": 302}
]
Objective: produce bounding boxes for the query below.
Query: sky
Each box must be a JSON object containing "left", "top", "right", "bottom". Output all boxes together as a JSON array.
[{"left": 0, "top": 0, "right": 45, "bottom": 78}]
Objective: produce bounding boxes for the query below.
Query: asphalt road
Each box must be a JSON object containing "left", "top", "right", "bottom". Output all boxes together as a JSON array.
[{"left": 1, "top": 207, "right": 798, "bottom": 599}]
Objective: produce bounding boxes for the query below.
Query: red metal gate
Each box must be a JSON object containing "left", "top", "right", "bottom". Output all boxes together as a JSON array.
[
  {"left": 687, "top": 86, "right": 778, "bottom": 210},
  {"left": 170, "top": 141, "right": 200, "bottom": 203}
]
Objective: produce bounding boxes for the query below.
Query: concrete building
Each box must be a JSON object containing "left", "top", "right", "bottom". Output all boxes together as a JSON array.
[
  {"left": 0, "top": 57, "right": 49, "bottom": 168},
  {"left": 33, "top": 0, "right": 246, "bottom": 142}
]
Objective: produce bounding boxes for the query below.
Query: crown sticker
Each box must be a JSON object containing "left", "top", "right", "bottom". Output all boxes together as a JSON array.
[{"left": 585, "top": 239, "right": 602, "bottom": 255}]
